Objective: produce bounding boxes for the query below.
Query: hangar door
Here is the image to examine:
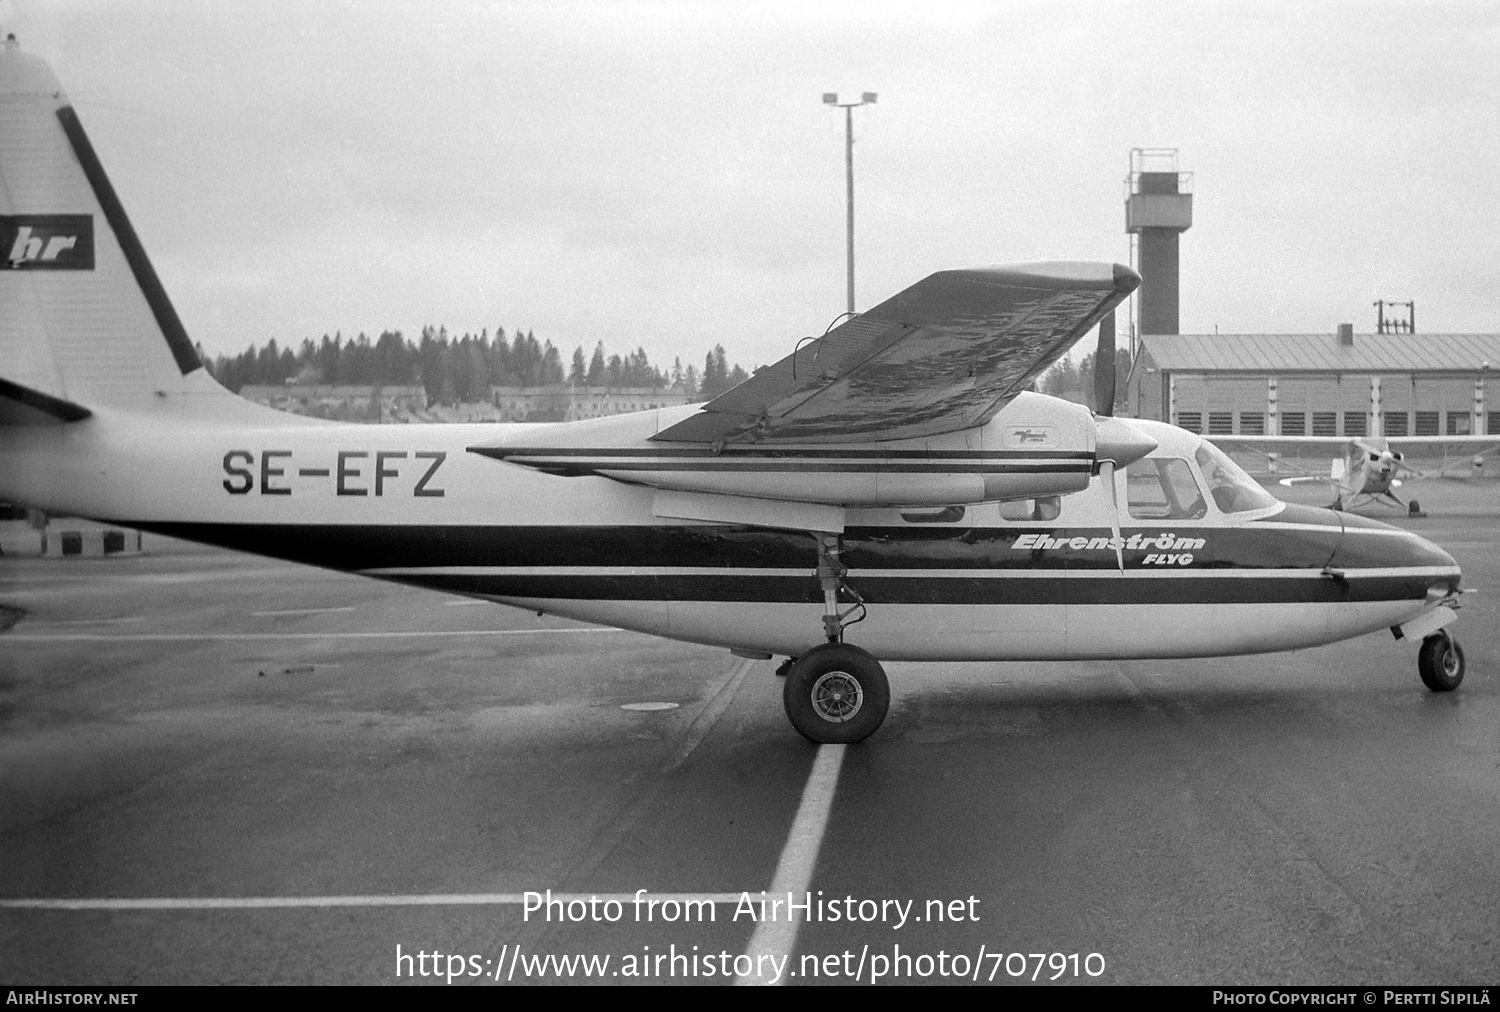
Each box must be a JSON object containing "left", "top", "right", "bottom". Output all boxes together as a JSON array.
[
  {"left": 1276, "top": 377, "right": 1338, "bottom": 436},
  {"left": 1173, "top": 376, "right": 1265, "bottom": 434}
]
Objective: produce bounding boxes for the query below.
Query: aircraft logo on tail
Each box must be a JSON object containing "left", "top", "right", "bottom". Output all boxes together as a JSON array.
[{"left": 2, "top": 215, "right": 94, "bottom": 269}]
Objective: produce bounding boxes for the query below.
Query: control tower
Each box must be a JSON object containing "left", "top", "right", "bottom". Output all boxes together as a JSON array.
[{"left": 1125, "top": 148, "right": 1192, "bottom": 336}]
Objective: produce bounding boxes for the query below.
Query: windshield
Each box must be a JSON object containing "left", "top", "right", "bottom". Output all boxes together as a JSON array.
[{"left": 1194, "top": 440, "right": 1279, "bottom": 514}]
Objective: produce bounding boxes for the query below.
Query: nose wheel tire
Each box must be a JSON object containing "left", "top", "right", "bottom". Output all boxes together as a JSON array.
[
  {"left": 1418, "top": 633, "right": 1464, "bottom": 692},
  {"left": 782, "top": 642, "right": 890, "bottom": 744}
]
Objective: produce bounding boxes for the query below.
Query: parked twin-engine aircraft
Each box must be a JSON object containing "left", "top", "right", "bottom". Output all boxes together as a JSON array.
[
  {"left": 0, "top": 41, "right": 1471, "bottom": 742},
  {"left": 1208, "top": 434, "right": 1500, "bottom": 512}
]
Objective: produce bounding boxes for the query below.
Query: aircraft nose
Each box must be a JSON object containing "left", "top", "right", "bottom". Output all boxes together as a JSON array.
[{"left": 1327, "top": 512, "right": 1461, "bottom": 597}]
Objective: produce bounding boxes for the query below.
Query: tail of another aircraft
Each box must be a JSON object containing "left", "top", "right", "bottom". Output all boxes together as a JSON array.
[{"left": 0, "top": 36, "right": 246, "bottom": 425}]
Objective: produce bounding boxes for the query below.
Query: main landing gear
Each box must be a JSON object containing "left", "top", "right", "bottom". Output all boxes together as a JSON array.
[
  {"left": 1418, "top": 630, "right": 1465, "bottom": 692},
  {"left": 779, "top": 533, "right": 891, "bottom": 744}
]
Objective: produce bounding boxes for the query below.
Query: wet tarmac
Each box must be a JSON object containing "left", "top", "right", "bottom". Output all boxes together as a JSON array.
[{"left": 2, "top": 481, "right": 1497, "bottom": 985}]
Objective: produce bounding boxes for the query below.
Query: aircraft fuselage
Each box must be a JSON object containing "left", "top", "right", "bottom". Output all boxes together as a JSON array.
[{"left": 0, "top": 411, "right": 1459, "bottom": 664}]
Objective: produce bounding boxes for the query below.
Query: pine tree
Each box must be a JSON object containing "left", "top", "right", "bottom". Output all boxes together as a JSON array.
[
  {"left": 587, "top": 342, "right": 606, "bottom": 386},
  {"left": 541, "top": 341, "right": 564, "bottom": 385}
]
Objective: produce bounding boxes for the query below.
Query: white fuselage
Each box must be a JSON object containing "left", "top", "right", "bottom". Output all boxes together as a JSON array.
[{"left": 0, "top": 409, "right": 1458, "bottom": 663}]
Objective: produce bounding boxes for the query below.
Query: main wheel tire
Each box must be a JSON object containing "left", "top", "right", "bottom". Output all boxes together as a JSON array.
[
  {"left": 1418, "top": 634, "right": 1464, "bottom": 692},
  {"left": 782, "top": 642, "right": 890, "bottom": 744}
]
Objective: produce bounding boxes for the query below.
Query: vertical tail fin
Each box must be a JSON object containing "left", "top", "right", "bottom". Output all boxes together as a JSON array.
[{"left": 0, "top": 35, "right": 233, "bottom": 419}]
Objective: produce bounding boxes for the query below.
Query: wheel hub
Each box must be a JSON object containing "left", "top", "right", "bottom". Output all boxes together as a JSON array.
[
  {"left": 810, "top": 670, "right": 863, "bottom": 723},
  {"left": 1442, "top": 645, "right": 1460, "bottom": 677}
]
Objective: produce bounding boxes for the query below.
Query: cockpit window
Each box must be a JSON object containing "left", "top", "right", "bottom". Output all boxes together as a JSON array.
[
  {"left": 1195, "top": 441, "right": 1279, "bottom": 513},
  {"left": 1126, "top": 458, "right": 1206, "bottom": 520}
]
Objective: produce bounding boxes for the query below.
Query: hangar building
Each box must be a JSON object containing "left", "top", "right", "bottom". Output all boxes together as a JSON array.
[{"left": 1128, "top": 330, "right": 1500, "bottom": 438}]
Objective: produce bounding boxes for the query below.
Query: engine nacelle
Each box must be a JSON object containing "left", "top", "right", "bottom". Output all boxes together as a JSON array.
[{"left": 473, "top": 391, "right": 1155, "bottom": 510}]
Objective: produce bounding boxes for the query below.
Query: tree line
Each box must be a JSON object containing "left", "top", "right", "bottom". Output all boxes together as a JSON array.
[{"left": 199, "top": 326, "right": 749, "bottom": 406}]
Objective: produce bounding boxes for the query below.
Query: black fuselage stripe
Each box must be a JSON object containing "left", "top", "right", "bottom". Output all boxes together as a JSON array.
[
  {"left": 373, "top": 572, "right": 1430, "bottom": 605},
  {"left": 470, "top": 447, "right": 1094, "bottom": 460},
  {"left": 511, "top": 461, "right": 1092, "bottom": 474},
  {"left": 55, "top": 106, "right": 202, "bottom": 376},
  {"left": 112, "top": 521, "right": 1447, "bottom": 605}
]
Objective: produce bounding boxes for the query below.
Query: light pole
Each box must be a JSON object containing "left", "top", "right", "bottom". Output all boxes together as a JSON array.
[{"left": 823, "top": 91, "right": 877, "bottom": 316}]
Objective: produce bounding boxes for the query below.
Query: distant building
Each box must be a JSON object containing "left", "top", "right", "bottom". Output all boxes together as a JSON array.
[
  {"left": 238, "top": 384, "right": 427, "bottom": 421},
  {"left": 1129, "top": 332, "right": 1500, "bottom": 438},
  {"left": 490, "top": 385, "right": 690, "bottom": 422}
]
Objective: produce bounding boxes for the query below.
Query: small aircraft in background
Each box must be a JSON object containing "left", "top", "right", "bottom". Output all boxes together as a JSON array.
[
  {"left": 1283, "top": 437, "right": 1414, "bottom": 511},
  {"left": 1207, "top": 434, "right": 1500, "bottom": 512}
]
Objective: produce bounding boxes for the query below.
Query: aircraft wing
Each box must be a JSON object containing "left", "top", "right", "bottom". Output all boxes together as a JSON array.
[
  {"left": 1203, "top": 435, "right": 1351, "bottom": 448},
  {"left": 1386, "top": 436, "right": 1500, "bottom": 455},
  {"left": 652, "top": 261, "right": 1139, "bottom": 444},
  {"left": 1202, "top": 434, "right": 1350, "bottom": 479},
  {"left": 1208, "top": 434, "right": 1500, "bottom": 453}
]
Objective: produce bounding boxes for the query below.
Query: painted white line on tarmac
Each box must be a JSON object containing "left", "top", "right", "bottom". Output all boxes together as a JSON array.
[
  {"left": 250, "top": 607, "right": 358, "bottom": 617},
  {"left": 0, "top": 892, "right": 744, "bottom": 911},
  {"left": 663, "top": 659, "right": 754, "bottom": 774},
  {"left": 3, "top": 628, "right": 628, "bottom": 642},
  {"left": 735, "top": 744, "right": 847, "bottom": 986},
  {"left": 0, "top": 568, "right": 314, "bottom": 585},
  {"left": 25, "top": 616, "right": 145, "bottom": 626}
]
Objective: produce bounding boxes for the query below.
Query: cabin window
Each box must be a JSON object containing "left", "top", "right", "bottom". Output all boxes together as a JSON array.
[
  {"left": 900, "top": 506, "right": 966, "bottom": 523},
  {"left": 998, "top": 496, "right": 1062, "bottom": 522},
  {"left": 1194, "top": 441, "right": 1278, "bottom": 513},
  {"left": 1125, "top": 458, "right": 1206, "bottom": 520}
]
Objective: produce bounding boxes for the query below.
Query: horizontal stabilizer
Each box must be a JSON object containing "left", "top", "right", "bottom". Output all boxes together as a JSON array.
[{"left": 0, "top": 376, "right": 91, "bottom": 425}]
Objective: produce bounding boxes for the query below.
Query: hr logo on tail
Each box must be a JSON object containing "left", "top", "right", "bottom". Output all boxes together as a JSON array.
[{"left": 2, "top": 214, "right": 94, "bottom": 269}]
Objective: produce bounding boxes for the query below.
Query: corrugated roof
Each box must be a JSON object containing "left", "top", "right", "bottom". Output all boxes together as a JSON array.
[{"left": 1139, "top": 333, "right": 1500, "bottom": 373}]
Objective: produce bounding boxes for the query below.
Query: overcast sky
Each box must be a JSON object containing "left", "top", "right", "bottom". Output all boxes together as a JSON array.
[{"left": 8, "top": 1, "right": 1499, "bottom": 369}]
